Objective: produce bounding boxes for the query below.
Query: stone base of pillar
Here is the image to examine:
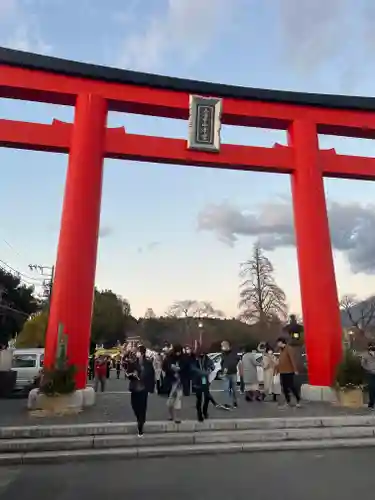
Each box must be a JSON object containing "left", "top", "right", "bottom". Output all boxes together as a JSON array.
[
  {"left": 27, "top": 386, "right": 95, "bottom": 414},
  {"left": 301, "top": 384, "right": 337, "bottom": 403}
]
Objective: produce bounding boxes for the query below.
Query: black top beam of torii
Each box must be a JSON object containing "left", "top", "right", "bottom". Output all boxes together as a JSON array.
[{"left": 1, "top": 47, "right": 375, "bottom": 112}]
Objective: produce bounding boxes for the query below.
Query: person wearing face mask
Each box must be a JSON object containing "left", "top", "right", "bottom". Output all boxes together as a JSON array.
[
  {"left": 220, "top": 340, "right": 241, "bottom": 408},
  {"left": 276, "top": 337, "right": 301, "bottom": 408},
  {"left": 126, "top": 345, "right": 155, "bottom": 436},
  {"left": 263, "top": 346, "right": 281, "bottom": 402},
  {"left": 153, "top": 351, "right": 163, "bottom": 395},
  {"left": 191, "top": 346, "right": 217, "bottom": 421},
  {"left": 242, "top": 345, "right": 261, "bottom": 402},
  {"left": 361, "top": 343, "right": 375, "bottom": 410},
  {"left": 181, "top": 346, "right": 193, "bottom": 396},
  {"left": 163, "top": 345, "right": 184, "bottom": 423}
]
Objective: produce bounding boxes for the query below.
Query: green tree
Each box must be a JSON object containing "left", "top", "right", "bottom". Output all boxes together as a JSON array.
[
  {"left": 16, "top": 311, "right": 49, "bottom": 348},
  {"left": 0, "top": 267, "right": 39, "bottom": 346},
  {"left": 15, "top": 288, "right": 134, "bottom": 350},
  {"left": 91, "top": 289, "right": 133, "bottom": 347}
]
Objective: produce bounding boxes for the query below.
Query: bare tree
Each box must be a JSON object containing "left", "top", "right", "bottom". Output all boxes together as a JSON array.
[
  {"left": 166, "top": 300, "right": 224, "bottom": 319},
  {"left": 238, "top": 245, "right": 288, "bottom": 324},
  {"left": 340, "top": 294, "right": 375, "bottom": 339},
  {"left": 166, "top": 300, "right": 224, "bottom": 345},
  {"left": 166, "top": 300, "right": 198, "bottom": 319}
]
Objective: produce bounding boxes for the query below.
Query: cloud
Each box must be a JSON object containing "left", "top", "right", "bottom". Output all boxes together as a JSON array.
[
  {"left": 98, "top": 225, "right": 113, "bottom": 239},
  {"left": 0, "top": 0, "right": 51, "bottom": 54},
  {"left": 137, "top": 241, "right": 161, "bottom": 254},
  {"left": 198, "top": 199, "right": 375, "bottom": 274},
  {"left": 277, "top": 0, "right": 375, "bottom": 91},
  {"left": 117, "top": 0, "right": 237, "bottom": 72}
]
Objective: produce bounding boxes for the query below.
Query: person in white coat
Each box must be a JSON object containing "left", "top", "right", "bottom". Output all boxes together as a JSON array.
[
  {"left": 242, "top": 346, "right": 260, "bottom": 402},
  {"left": 153, "top": 352, "right": 163, "bottom": 395},
  {"left": 263, "top": 346, "right": 281, "bottom": 402}
]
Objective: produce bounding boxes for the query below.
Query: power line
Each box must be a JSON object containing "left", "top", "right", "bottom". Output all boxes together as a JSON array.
[
  {"left": 0, "top": 259, "right": 44, "bottom": 284},
  {"left": 2, "top": 239, "right": 22, "bottom": 259}
]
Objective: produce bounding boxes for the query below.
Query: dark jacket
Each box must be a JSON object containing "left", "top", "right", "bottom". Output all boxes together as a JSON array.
[
  {"left": 221, "top": 350, "right": 240, "bottom": 375},
  {"left": 191, "top": 355, "right": 214, "bottom": 389},
  {"left": 162, "top": 354, "right": 184, "bottom": 385},
  {"left": 180, "top": 353, "right": 193, "bottom": 380},
  {"left": 127, "top": 358, "right": 155, "bottom": 393}
]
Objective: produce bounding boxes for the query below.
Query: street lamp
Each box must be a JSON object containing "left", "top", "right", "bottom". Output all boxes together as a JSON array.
[
  {"left": 348, "top": 329, "right": 355, "bottom": 350},
  {"left": 198, "top": 321, "right": 203, "bottom": 347}
]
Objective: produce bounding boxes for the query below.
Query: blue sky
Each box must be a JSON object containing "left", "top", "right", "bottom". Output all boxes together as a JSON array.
[{"left": 1, "top": 0, "right": 375, "bottom": 318}]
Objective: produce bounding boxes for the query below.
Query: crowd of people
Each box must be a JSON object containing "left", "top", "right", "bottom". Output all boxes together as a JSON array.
[{"left": 88, "top": 337, "right": 303, "bottom": 436}]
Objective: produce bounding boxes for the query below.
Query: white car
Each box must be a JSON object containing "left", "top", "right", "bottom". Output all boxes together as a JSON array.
[
  {"left": 208, "top": 352, "right": 264, "bottom": 384},
  {"left": 208, "top": 352, "right": 223, "bottom": 382},
  {"left": 12, "top": 348, "right": 44, "bottom": 389}
]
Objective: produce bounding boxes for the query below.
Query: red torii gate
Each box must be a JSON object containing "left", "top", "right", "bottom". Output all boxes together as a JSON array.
[{"left": 1, "top": 48, "right": 374, "bottom": 391}]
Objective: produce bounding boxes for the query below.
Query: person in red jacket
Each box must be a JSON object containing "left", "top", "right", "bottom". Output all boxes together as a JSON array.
[{"left": 94, "top": 356, "right": 107, "bottom": 392}]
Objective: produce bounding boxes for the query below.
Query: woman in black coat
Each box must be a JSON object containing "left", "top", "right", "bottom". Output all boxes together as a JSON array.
[
  {"left": 125, "top": 345, "right": 155, "bottom": 436},
  {"left": 191, "top": 348, "right": 218, "bottom": 421}
]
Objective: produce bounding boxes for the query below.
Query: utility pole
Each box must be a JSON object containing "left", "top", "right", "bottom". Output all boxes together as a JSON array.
[
  {"left": 28, "top": 264, "right": 55, "bottom": 302},
  {"left": 0, "top": 285, "right": 4, "bottom": 347}
]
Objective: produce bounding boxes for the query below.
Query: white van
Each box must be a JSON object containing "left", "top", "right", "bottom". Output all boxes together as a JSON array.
[{"left": 12, "top": 348, "right": 44, "bottom": 389}]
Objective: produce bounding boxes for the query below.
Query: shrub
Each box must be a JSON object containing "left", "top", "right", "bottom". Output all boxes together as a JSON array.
[
  {"left": 39, "top": 364, "right": 76, "bottom": 396},
  {"left": 335, "top": 349, "right": 365, "bottom": 390},
  {"left": 39, "top": 335, "right": 76, "bottom": 396}
]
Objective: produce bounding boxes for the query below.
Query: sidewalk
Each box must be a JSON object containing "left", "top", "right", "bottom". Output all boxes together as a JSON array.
[{"left": 0, "top": 391, "right": 370, "bottom": 427}]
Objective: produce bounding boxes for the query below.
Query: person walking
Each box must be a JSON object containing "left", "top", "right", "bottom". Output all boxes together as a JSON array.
[
  {"left": 361, "top": 343, "right": 375, "bottom": 410},
  {"left": 94, "top": 356, "right": 107, "bottom": 392},
  {"left": 276, "top": 337, "right": 301, "bottom": 407},
  {"left": 242, "top": 346, "right": 260, "bottom": 402},
  {"left": 115, "top": 357, "right": 121, "bottom": 379},
  {"left": 153, "top": 352, "right": 163, "bottom": 395},
  {"left": 106, "top": 357, "right": 111, "bottom": 379},
  {"left": 263, "top": 346, "right": 281, "bottom": 401},
  {"left": 126, "top": 345, "right": 155, "bottom": 436},
  {"left": 88, "top": 355, "right": 95, "bottom": 381},
  {"left": 163, "top": 344, "right": 184, "bottom": 423},
  {"left": 238, "top": 352, "right": 245, "bottom": 394},
  {"left": 191, "top": 347, "right": 217, "bottom": 421},
  {"left": 181, "top": 346, "right": 193, "bottom": 396},
  {"left": 220, "top": 341, "right": 240, "bottom": 408}
]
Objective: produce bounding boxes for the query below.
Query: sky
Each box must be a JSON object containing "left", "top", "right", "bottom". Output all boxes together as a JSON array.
[{"left": 1, "top": 0, "right": 375, "bottom": 319}]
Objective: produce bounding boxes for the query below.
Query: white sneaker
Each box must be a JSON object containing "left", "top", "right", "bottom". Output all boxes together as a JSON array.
[{"left": 216, "top": 404, "right": 231, "bottom": 411}]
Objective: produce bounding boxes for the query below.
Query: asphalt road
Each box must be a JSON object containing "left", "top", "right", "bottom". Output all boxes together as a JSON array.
[{"left": 0, "top": 449, "right": 374, "bottom": 499}]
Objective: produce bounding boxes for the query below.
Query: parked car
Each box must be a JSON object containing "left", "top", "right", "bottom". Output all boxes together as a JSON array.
[
  {"left": 12, "top": 348, "right": 44, "bottom": 390},
  {"left": 208, "top": 352, "right": 223, "bottom": 381},
  {"left": 208, "top": 352, "right": 264, "bottom": 384}
]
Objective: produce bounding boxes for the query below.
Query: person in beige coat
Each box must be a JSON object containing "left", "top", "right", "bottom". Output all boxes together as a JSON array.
[
  {"left": 242, "top": 346, "right": 260, "bottom": 402},
  {"left": 263, "top": 346, "right": 281, "bottom": 401}
]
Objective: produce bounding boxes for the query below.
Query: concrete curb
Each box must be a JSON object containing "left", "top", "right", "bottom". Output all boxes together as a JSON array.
[
  {"left": 1, "top": 426, "right": 375, "bottom": 453},
  {"left": 1, "top": 415, "right": 375, "bottom": 439},
  {"left": 2, "top": 437, "right": 375, "bottom": 465}
]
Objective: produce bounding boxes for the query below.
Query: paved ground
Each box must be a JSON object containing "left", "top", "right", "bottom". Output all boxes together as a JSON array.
[
  {"left": 0, "top": 378, "right": 370, "bottom": 427},
  {"left": 0, "top": 449, "right": 374, "bottom": 499}
]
